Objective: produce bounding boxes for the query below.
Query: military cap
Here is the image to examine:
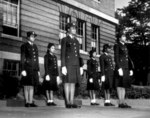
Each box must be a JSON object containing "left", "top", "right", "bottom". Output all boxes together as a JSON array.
[
  {"left": 102, "top": 44, "right": 112, "bottom": 52},
  {"left": 27, "top": 31, "right": 37, "bottom": 37},
  {"left": 66, "top": 22, "right": 76, "bottom": 30}
]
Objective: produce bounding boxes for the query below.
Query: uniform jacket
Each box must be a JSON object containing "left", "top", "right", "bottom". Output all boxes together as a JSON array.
[
  {"left": 61, "top": 35, "right": 83, "bottom": 67},
  {"left": 114, "top": 42, "right": 134, "bottom": 70},
  {"left": 44, "top": 53, "right": 59, "bottom": 76},
  {"left": 87, "top": 58, "right": 99, "bottom": 78},
  {"left": 21, "top": 42, "right": 39, "bottom": 71},
  {"left": 147, "top": 44, "right": 150, "bottom": 70},
  {"left": 100, "top": 53, "right": 114, "bottom": 76}
]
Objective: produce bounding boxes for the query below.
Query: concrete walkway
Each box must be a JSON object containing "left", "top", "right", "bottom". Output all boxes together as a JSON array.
[{"left": 0, "top": 99, "right": 150, "bottom": 118}]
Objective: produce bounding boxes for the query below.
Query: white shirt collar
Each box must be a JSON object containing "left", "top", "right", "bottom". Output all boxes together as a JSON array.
[
  {"left": 92, "top": 57, "right": 96, "bottom": 60},
  {"left": 28, "top": 41, "right": 33, "bottom": 45},
  {"left": 120, "top": 41, "right": 125, "bottom": 45},
  {"left": 104, "top": 52, "right": 108, "bottom": 55},
  {"left": 69, "top": 34, "right": 74, "bottom": 39}
]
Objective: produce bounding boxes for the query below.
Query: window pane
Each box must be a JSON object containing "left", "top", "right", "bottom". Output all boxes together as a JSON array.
[
  {"left": 2, "top": 0, "right": 19, "bottom": 36},
  {"left": 77, "top": 20, "right": 84, "bottom": 36},
  {"left": 3, "top": 59, "right": 20, "bottom": 77},
  {"left": 77, "top": 19, "right": 86, "bottom": 50},
  {"left": 59, "top": 13, "right": 70, "bottom": 31},
  {"left": 91, "top": 24, "right": 100, "bottom": 54},
  {"left": 2, "top": 0, "right": 18, "bottom": 28}
]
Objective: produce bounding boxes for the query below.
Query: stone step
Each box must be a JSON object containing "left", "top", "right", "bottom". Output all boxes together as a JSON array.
[
  {"left": 1, "top": 99, "right": 150, "bottom": 108},
  {"left": 6, "top": 99, "right": 24, "bottom": 107}
]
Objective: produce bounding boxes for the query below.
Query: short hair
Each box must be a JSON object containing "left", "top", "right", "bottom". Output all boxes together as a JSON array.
[
  {"left": 102, "top": 44, "right": 111, "bottom": 52},
  {"left": 89, "top": 48, "right": 96, "bottom": 58}
]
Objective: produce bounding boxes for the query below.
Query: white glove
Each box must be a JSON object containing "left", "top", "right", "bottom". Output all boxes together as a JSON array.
[
  {"left": 21, "top": 70, "right": 27, "bottom": 76},
  {"left": 118, "top": 68, "right": 123, "bottom": 76},
  {"left": 129, "top": 70, "right": 133, "bottom": 76},
  {"left": 62, "top": 66, "right": 67, "bottom": 75},
  {"left": 57, "top": 76, "right": 62, "bottom": 85},
  {"left": 45, "top": 75, "right": 50, "bottom": 81},
  {"left": 101, "top": 75, "right": 105, "bottom": 82},
  {"left": 38, "top": 71, "right": 41, "bottom": 77},
  {"left": 89, "top": 78, "right": 93, "bottom": 83},
  {"left": 80, "top": 67, "right": 83, "bottom": 75},
  {"left": 39, "top": 77, "right": 44, "bottom": 83}
]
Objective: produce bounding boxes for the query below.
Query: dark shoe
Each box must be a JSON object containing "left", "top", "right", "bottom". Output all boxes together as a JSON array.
[
  {"left": 51, "top": 102, "right": 57, "bottom": 106},
  {"left": 118, "top": 103, "right": 125, "bottom": 108},
  {"left": 104, "top": 103, "right": 110, "bottom": 106},
  {"left": 71, "top": 104, "right": 81, "bottom": 108},
  {"left": 91, "top": 103, "right": 95, "bottom": 105},
  {"left": 25, "top": 103, "right": 30, "bottom": 107},
  {"left": 30, "top": 103, "right": 38, "bottom": 107},
  {"left": 66, "top": 104, "right": 71, "bottom": 108},
  {"left": 94, "top": 103, "right": 99, "bottom": 105},
  {"left": 91, "top": 103, "right": 99, "bottom": 105},
  {"left": 118, "top": 103, "right": 131, "bottom": 108},
  {"left": 123, "top": 103, "right": 131, "bottom": 108},
  {"left": 109, "top": 103, "right": 115, "bottom": 106},
  {"left": 47, "top": 102, "right": 51, "bottom": 106}
]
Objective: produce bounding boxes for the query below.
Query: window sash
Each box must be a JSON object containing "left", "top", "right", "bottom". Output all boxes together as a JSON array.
[
  {"left": 77, "top": 20, "right": 84, "bottom": 36},
  {"left": 3, "top": 59, "right": 20, "bottom": 77},
  {"left": 92, "top": 26, "right": 97, "bottom": 40},
  {"left": 59, "top": 13, "right": 70, "bottom": 31},
  {"left": 91, "top": 24, "right": 100, "bottom": 54},
  {"left": 2, "top": 0, "right": 18, "bottom": 28},
  {"left": 77, "top": 19, "right": 86, "bottom": 51},
  {"left": 2, "top": 0, "right": 20, "bottom": 37},
  {"left": 59, "top": 13, "right": 70, "bottom": 41}
]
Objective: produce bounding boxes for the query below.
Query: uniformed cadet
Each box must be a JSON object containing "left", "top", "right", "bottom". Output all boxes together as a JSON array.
[
  {"left": 100, "top": 44, "right": 115, "bottom": 106},
  {"left": 114, "top": 33, "right": 134, "bottom": 108},
  {"left": 20, "top": 31, "right": 41, "bottom": 107},
  {"left": 43, "top": 43, "right": 61, "bottom": 106},
  {"left": 87, "top": 48, "right": 100, "bottom": 105},
  {"left": 61, "top": 22, "right": 84, "bottom": 108}
]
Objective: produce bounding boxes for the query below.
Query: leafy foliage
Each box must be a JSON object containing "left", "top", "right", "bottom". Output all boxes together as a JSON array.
[{"left": 116, "top": 0, "right": 150, "bottom": 45}]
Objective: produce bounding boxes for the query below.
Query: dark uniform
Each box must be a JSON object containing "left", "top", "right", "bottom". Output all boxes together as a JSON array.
[
  {"left": 114, "top": 42, "right": 132, "bottom": 88},
  {"left": 87, "top": 58, "right": 100, "bottom": 90},
  {"left": 61, "top": 35, "right": 82, "bottom": 84},
  {"left": 100, "top": 53, "right": 114, "bottom": 90},
  {"left": 147, "top": 44, "right": 150, "bottom": 85},
  {"left": 20, "top": 42, "right": 39, "bottom": 86},
  {"left": 43, "top": 53, "right": 59, "bottom": 91}
]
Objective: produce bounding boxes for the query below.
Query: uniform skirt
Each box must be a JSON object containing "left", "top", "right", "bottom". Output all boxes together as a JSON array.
[
  {"left": 21, "top": 70, "right": 39, "bottom": 86},
  {"left": 102, "top": 69, "right": 114, "bottom": 90},
  {"left": 87, "top": 73, "right": 100, "bottom": 90},
  {"left": 43, "top": 75, "right": 58, "bottom": 91},
  {"left": 63, "top": 65, "right": 80, "bottom": 84},
  {"left": 115, "top": 68, "right": 131, "bottom": 88}
]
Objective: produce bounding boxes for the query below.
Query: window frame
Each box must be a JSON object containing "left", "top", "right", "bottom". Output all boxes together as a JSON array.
[
  {"left": 2, "top": 0, "right": 20, "bottom": 37},
  {"left": 76, "top": 18, "right": 86, "bottom": 51},
  {"left": 3, "top": 59, "right": 20, "bottom": 77},
  {"left": 59, "top": 12, "right": 71, "bottom": 40},
  {"left": 91, "top": 24, "right": 100, "bottom": 54},
  {"left": 59, "top": 12, "right": 71, "bottom": 33}
]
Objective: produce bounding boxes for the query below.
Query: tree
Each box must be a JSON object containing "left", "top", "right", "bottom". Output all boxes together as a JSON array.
[{"left": 116, "top": 0, "right": 150, "bottom": 45}]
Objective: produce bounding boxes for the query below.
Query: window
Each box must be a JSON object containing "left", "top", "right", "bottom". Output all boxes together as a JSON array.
[
  {"left": 76, "top": 19, "right": 86, "bottom": 51},
  {"left": 59, "top": 13, "right": 71, "bottom": 40},
  {"left": 2, "top": 0, "right": 20, "bottom": 36},
  {"left": 3, "top": 59, "right": 20, "bottom": 77},
  {"left": 91, "top": 24, "right": 100, "bottom": 54}
]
